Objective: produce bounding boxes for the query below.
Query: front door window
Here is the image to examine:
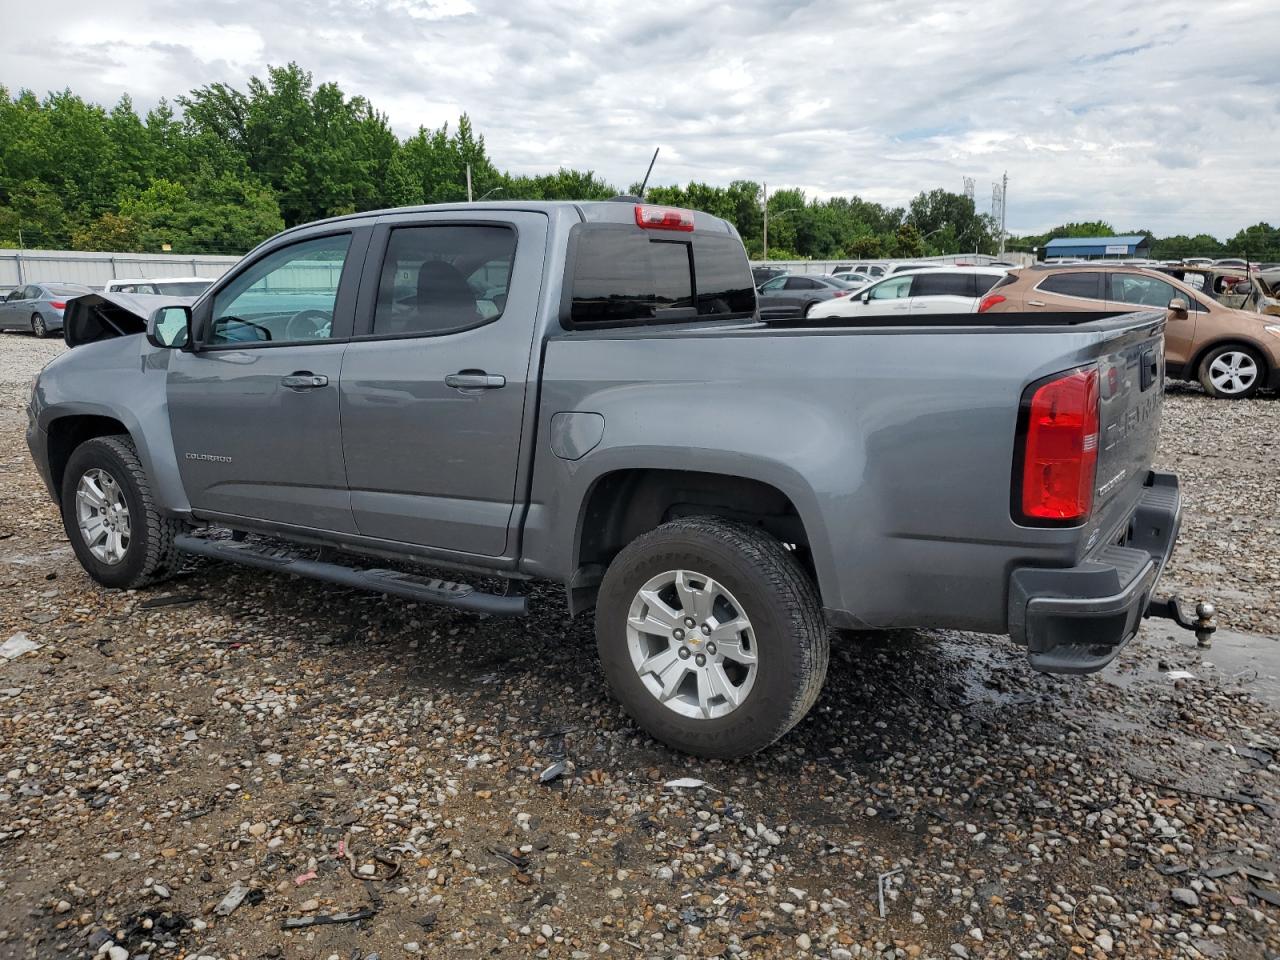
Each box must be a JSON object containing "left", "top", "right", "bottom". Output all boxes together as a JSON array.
[{"left": 210, "top": 234, "right": 352, "bottom": 345}]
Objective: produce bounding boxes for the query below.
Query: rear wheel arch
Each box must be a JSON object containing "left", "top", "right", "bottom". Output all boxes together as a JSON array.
[{"left": 570, "top": 468, "right": 819, "bottom": 612}]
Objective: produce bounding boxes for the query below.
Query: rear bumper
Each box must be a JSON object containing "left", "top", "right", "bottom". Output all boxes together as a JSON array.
[{"left": 1008, "top": 471, "right": 1180, "bottom": 674}]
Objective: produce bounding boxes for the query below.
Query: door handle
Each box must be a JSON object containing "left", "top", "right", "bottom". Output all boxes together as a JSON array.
[
  {"left": 445, "top": 371, "right": 506, "bottom": 390},
  {"left": 281, "top": 373, "right": 328, "bottom": 389},
  {"left": 1027, "top": 299, "right": 1047, "bottom": 307}
]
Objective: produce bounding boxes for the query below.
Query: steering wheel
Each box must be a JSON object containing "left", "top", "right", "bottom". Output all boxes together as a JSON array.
[{"left": 284, "top": 309, "right": 332, "bottom": 342}]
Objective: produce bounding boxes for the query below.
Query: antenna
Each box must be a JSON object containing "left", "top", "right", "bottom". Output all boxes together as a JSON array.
[{"left": 638, "top": 147, "right": 660, "bottom": 199}]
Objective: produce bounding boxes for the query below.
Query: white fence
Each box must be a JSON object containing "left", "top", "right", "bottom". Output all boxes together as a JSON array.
[
  {"left": 750, "top": 252, "right": 1034, "bottom": 274},
  {"left": 0, "top": 248, "right": 242, "bottom": 294}
]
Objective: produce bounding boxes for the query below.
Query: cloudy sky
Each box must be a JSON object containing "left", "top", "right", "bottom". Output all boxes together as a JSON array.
[{"left": 4, "top": 0, "right": 1277, "bottom": 237}]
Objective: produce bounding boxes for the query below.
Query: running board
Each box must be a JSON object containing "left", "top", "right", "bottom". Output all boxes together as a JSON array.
[{"left": 174, "top": 534, "right": 528, "bottom": 616}]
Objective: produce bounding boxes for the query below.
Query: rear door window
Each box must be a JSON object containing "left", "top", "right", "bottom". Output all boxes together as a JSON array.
[
  {"left": 1037, "top": 271, "right": 1103, "bottom": 300},
  {"left": 910, "top": 272, "right": 975, "bottom": 297},
  {"left": 785, "top": 277, "right": 820, "bottom": 290},
  {"left": 372, "top": 225, "right": 517, "bottom": 336},
  {"left": 568, "top": 225, "right": 754, "bottom": 327}
]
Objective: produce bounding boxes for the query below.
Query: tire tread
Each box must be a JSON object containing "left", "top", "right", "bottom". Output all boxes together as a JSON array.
[
  {"left": 69, "top": 435, "right": 182, "bottom": 587},
  {"left": 599, "top": 517, "right": 829, "bottom": 757}
]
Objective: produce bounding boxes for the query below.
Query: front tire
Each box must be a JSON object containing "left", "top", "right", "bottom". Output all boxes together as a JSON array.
[
  {"left": 31, "top": 313, "right": 48, "bottom": 338},
  {"left": 1199, "top": 344, "right": 1264, "bottom": 399},
  {"left": 61, "top": 436, "right": 182, "bottom": 589},
  {"left": 595, "top": 518, "right": 829, "bottom": 758}
]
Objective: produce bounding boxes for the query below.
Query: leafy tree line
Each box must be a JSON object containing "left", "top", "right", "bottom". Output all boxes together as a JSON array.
[{"left": 2, "top": 63, "right": 1274, "bottom": 262}]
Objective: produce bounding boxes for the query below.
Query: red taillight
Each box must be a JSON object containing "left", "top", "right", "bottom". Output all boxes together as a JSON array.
[
  {"left": 1017, "top": 367, "right": 1100, "bottom": 524},
  {"left": 50, "top": 300, "right": 67, "bottom": 310},
  {"left": 634, "top": 204, "right": 694, "bottom": 231},
  {"left": 977, "top": 293, "right": 1006, "bottom": 313},
  {"left": 833, "top": 290, "right": 850, "bottom": 298}
]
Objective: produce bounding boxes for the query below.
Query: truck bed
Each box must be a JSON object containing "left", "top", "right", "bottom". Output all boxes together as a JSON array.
[{"left": 524, "top": 309, "right": 1167, "bottom": 636}]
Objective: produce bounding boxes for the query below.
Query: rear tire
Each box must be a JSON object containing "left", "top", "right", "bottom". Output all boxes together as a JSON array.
[
  {"left": 595, "top": 517, "right": 829, "bottom": 758},
  {"left": 61, "top": 436, "right": 182, "bottom": 589},
  {"left": 1198, "top": 344, "right": 1264, "bottom": 399},
  {"left": 31, "top": 313, "right": 48, "bottom": 338}
]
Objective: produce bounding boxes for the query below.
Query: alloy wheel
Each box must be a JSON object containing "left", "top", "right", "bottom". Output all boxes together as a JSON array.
[
  {"left": 625, "top": 569, "right": 758, "bottom": 720},
  {"left": 75, "top": 468, "right": 131, "bottom": 564},
  {"left": 1208, "top": 351, "right": 1258, "bottom": 395}
]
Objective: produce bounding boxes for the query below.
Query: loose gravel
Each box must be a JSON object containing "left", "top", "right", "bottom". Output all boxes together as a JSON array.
[{"left": 1, "top": 333, "right": 1276, "bottom": 960}]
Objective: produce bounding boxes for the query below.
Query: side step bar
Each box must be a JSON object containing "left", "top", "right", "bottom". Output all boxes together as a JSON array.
[{"left": 174, "top": 534, "right": 528, "bottom": 617}]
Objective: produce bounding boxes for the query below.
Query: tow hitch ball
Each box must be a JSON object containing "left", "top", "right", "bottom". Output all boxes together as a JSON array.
[{"left": 1146, "top": 596, "right": 1217, "bottom": 648}]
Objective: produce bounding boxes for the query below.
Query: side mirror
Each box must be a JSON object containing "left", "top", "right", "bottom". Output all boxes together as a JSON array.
[
  {"left": 1167, "top": 297, "right": 1188, "bottom": 315},
  {"left": 147, "top": 305, "right": 194, "bottom": 350},
  {"left": 860, "top": 291, "right": 871, "bottom": 303}
]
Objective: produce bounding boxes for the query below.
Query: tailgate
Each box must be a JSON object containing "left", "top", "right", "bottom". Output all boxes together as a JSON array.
[{"left": 1090, "top": 318, "right": 1165, "bottom": 537}]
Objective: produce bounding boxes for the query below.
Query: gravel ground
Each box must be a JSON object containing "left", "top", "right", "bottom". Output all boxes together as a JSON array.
[{"left": 0, "top": 333, "right": 1277, "bottom": 960}]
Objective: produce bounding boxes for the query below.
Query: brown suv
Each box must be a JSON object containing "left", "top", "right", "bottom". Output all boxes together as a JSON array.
[{"left": 982, "top": 265, "right": 1280, "bottom": 398}]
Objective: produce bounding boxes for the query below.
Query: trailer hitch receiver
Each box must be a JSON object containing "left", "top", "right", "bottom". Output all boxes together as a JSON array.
[{"left": 1146, "top": 596, "right": 1217, "bottom": 648}]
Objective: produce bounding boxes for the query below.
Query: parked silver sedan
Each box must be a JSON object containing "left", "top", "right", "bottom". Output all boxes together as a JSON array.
[{"left": 0, "top": 282, "right": 94, "bottom": 337}]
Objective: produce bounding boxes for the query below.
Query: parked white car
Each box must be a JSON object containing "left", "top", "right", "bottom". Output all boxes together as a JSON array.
[
  {"left": 104, "top": 277, "right": 214, "bottom": 297},
  {"left": 808, "top": 266, "right": 1008, "bottom": 320}
]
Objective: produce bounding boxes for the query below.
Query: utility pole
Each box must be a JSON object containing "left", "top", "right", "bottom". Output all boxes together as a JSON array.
[
  {"left": 998, "top": 171, "right": 1008, "bottom": 258},
  {"left": 466, "top": 164, "right": 473, "bottom": 203},
  {"left": 761, "top": 183, "right": 768, "bottom": 261}
]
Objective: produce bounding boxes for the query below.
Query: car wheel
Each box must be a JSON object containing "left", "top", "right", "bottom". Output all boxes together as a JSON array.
[
  {"left": 595, "top": 517, "right": 829, "bottom": 758},
  {"left": 1198, "top": 344, "right": 1264, "bottom": 399},
  {"left": 801, "top": 300, "right": 817, "bottom": 318},
  {"left": 61, "top": 435, "right": 183, "bottom": 589},
  {"left": 31, "top": 313, "right": 48, "bottom": 338}
]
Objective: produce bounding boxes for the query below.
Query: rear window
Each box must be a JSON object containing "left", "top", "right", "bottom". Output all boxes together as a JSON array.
[
  {"left": 568, "top": 225, "right": 755, "bottom": 327},
  {"left": 1038, "top": 271, "right": 1102, "bottom": 300},
  {"left": 910, "top": 272, "right": 975, "bottom": 297},
  {"left": 155, "top": 280, "right": 211, "bottom": 296}
]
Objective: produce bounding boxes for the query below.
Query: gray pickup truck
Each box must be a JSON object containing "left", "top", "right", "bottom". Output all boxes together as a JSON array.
[{"left": 27, "top": 199, "right": 1200, "bottom": 757}]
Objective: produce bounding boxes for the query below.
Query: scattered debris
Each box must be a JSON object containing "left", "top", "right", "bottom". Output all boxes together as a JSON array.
[
  {"left": 0, "top": 632, "right": 41, "bottom": 660},
  {"left": 488, "top": 846, "right": 531, "bottom": 872},
  {"left": 877, "top": 868, "right": 903, "bottom": 919},
  {"left": 539, "top": 759, "right": 567, "bottom": 783},
  {"left": 280, "top": 907, "right": 377, "bottom": 929},
  {"left": 1164, "top": 669, "right": 1196, "bottom": 681},
  {"left": 214, "top": 882, "right": 253, "bottom": 916},
  {"left": 663, "top": 777, "right": 717, "bottom": 791},
  {"left": 138, "top": 593, "right": 205, "bottom": 609}
]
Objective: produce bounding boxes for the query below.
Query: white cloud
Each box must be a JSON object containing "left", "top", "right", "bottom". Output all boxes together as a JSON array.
[{"left": 4, "top": 0, "right": 1277, "bottom": 237}]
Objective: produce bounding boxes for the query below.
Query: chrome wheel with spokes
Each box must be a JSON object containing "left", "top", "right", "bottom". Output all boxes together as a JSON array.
[
  {"left": 1209, "top": 351, "right": 1258, "bottom": 395},
  {"left": 75, "top": 467, "right": 131, "bottom": 564},
  {"left": 626, "top": 569, "right": 758, "bottom": 720}
]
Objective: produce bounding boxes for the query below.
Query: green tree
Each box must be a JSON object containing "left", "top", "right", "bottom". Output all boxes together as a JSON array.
[
  {"left": 71, "top": 212, "right": 143, "bottom": 252},
  {"left": 891, "top": 222, "right": 924, "bottom": 258}
]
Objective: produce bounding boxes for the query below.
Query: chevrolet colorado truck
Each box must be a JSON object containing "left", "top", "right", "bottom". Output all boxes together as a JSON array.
[{"left": 28, "top": 200, "right": 1197, "bottom": 757}]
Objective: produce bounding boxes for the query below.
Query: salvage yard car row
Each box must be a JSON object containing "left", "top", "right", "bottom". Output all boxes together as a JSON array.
[{"left": 754, "top": 260, "right": 1280, "bottom": 399}]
